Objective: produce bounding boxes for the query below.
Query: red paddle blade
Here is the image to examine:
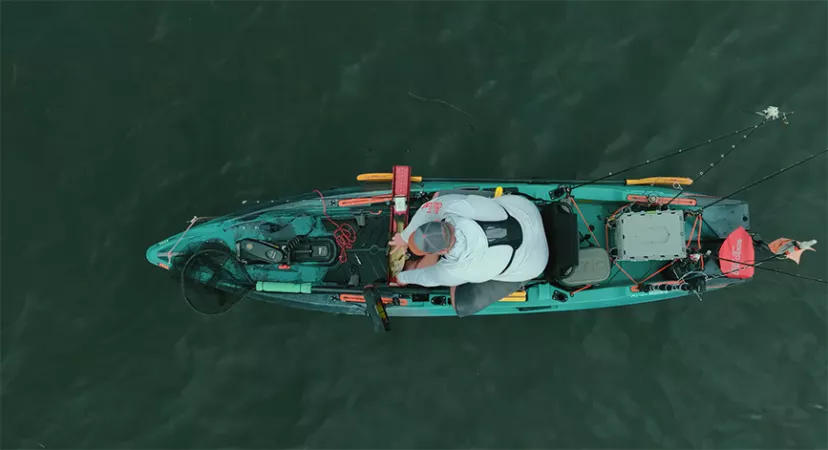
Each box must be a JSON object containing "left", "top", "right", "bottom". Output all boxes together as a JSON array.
[{"left": 718, "top": 226, "right": 755, "bottom": 279}]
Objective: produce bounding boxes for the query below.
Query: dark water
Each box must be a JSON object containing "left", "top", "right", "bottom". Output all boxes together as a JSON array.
[{"left": 2, "top": 1, "right": 827, "bottom": 448}]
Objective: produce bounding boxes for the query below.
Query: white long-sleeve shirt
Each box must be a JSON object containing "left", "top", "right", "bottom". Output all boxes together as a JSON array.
[{"left": 396, "top": 194, "right": 549, "bottom": 287}]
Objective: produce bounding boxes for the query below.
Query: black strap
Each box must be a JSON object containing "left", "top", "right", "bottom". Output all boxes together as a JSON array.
[
  {"left": 438, "top": 207, "right": 524, "bottom": 275},
  {"left": 499, "top": 248, "right": 518, "bottom": 275},
  {"left": 473, "top": 210, "right": 523, "bottom": 275}
]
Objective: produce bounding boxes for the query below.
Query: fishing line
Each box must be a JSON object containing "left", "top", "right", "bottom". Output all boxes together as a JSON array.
[
  {"left": 710, "top": 255, "right": 827, "bottom": 284},
  {"left": 662, "top": 107, "right": 793, "bottom": 207},
  {"left": 569, "top": 114, "right": 787, "bottom": 191},
  {"left": 662, "top": 117, "right": 772, "bottom": 206},
  {"left": 702, "top": 147, "right": 828, "bottom": 210}
]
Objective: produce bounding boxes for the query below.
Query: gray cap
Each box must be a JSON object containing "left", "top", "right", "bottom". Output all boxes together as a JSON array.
[{"left": 411, "top": 221, "right": 453, "bottom": 253}]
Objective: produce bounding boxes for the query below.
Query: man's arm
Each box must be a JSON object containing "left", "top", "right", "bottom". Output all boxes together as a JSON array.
[{"left": 397, "top": 263, "right": 468, "bottom": 287}]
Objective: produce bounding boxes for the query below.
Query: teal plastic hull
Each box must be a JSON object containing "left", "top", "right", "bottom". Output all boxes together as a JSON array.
[{"left": 147, "top": 178, "right": 750, "bottom": 317}]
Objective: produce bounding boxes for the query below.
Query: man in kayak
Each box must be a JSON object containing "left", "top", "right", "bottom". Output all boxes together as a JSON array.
[{"left": 388, "top": 193, "right": 549, "bottom": 316}]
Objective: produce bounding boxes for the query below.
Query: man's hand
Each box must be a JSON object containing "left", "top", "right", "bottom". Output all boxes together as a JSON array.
[{"left": 389, "top": 232, "right": 407, "bottom": 249}]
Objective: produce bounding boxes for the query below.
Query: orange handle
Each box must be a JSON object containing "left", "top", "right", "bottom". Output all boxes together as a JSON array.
[
  {"left": 339, "top": 294, "right": 409, "bottom": 306},
  {"left": 626, "top": 194, "right": 697, "bottom": 206},
  {"left": 357, "top": 173, "right": 423, "bottom": 183},
  {"left": 337, "top": 195, "right": 393, "bottom": 207},
  {"left": 625, "top": 177, "right": 693, "bottom": 186}
]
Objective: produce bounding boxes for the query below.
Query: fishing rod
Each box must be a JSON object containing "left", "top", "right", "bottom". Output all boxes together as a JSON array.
[
  {"left": 711, "top": 255, "right": 827, "bottom": 284},
  {"left": 663, "top": 118, "right": 768, "bottom": 206},
  {"left": 567, "top": 108, "right": 792, "bottom": 192},
  {"left": 662, "top": 107, "right": 794, "bottom": 207},
  {"left": 702, "top": 147, "right": 828, "bottom": 210},
  {"left": 308, "top": 284, "right": 450, "bottom": 296}
]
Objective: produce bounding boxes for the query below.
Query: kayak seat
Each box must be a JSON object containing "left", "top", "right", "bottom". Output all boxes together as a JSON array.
[{"left": 540, "top": 202, "right": 580, "bottom": 282}]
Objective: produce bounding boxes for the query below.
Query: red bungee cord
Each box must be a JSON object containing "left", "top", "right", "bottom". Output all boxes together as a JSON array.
[{"left": 313, "top": 190, "right": 356, "bottom": 263}]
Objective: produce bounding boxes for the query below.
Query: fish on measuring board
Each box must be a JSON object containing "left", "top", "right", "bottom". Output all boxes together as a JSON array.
[{"left": 388, "top": 246, "right": 407, "bottom": 277}]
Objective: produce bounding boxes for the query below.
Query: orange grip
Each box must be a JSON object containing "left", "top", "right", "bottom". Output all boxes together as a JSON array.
[
  {"left": 337, "top": 195, "right": 393, "bottom": 207},
  {"left": 356, "top": 173, "right": 423, "bottom": 183},
  {"left": 626, "top": 195, "right": 697, "bottom": 206},
  {"left": 625, "top": 177, "right": 693, "bottom": 186},
  {"left": 339, "top": 294, "right": 409, "bottom": 306}
]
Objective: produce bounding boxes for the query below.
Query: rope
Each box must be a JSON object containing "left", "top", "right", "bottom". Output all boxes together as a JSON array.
[
  {"left": 570, "top": 197, "right": 639, "bottom": 284},
  {"left": 639, "top": 260, "right": 679, "bottom": 284},
  {"left": 570, "top": 284, "right": 593, "bottom": 296},
  {"left": 604, "top": 203, "right": 633, "bottom": 253},
  {"left": 166, "top": 216, "right": 204, "bottom": 265},
  {"left": 676, "top": 270, "right": 708, "bottom": 284},
  {"left": 570, "top": 198, "right": 713, "bottom": 287},
  {"left": 686, "top": 215, "right": 700, "bottom": 248},
  {"left": 614, "top": 262, "right": 640, "bottom": 285},
  {"left": 313, "top": 190, "right": 356, "bottom": 264},
  {"left": 681, "top": 215, "right": 705, "bottom": 269},
  {"left": 604, "top": 223, "right": 610, "bottom": 253},
  {"left": 568, "top": 197, "right": 602, "bottom": 248}
]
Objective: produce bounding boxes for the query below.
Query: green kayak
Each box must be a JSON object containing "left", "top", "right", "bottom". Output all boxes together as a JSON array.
[{"left": 146, "top": 171, "right": 761, "bottom": 322}]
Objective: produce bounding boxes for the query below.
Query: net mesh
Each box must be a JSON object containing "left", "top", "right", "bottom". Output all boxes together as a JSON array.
[{"left": 180, "top": 242, "right": 253, "bottom": 314}]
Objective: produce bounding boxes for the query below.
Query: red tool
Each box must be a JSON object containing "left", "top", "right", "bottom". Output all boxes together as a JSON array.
[
  {"left": 390, "top": 165, "right": 411, "bottom": 231},
  {"left": 388, "top": 165, "right": 411, "bottom": 282}
]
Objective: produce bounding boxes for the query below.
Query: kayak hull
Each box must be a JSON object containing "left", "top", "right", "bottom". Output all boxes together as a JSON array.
[{"left": 146, "top": 178, "right": 751, "bottom": 317}]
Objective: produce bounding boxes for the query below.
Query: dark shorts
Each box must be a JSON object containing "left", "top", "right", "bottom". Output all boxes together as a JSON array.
[{"left": 453, "top": 280, "right": 525, "bottom": 317}]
